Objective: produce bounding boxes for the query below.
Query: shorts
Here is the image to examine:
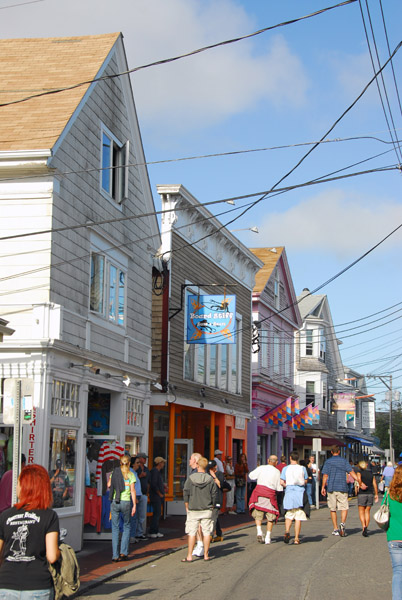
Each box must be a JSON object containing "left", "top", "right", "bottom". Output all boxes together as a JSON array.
[
  {"left": 358, "top": 493, "right": 374, "bottom": 507},
  {"left": 284, "top": 508, "right": 307, "bottom": 521},
  {"left": 327, "top": 491, "right": 349, "bottom": 512},
  {"left": 185, "top": 509, "right": 214, "bottom": 537},
  {"left": 251, "top": 508, "right": 276, "bottom": 522}
]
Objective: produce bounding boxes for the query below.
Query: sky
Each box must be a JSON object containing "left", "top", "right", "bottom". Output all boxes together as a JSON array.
[{"left": 1, "top": 0, "right": 402, "bottom": 409}]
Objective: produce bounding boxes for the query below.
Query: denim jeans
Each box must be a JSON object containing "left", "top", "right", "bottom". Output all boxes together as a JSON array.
[
  {"left": 135, "top": 494, "right": 148, "bottom": 536},
  {"left": 306, "top": 483, "right": 313, "bottom": 505},
  {"left": 111, "top": 500, "right": 131, "bottom": 558},
  {"left": 0, "top": 590, "right": 54, "bottom": 600},
  {"left": 235, "top": 485, "right": 246, "bottom": 513},
  {"left": 388, "top": 541, "right": 402, "bottom": 600}
]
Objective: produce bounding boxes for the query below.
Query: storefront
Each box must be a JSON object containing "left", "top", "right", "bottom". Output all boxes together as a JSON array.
[
  {"left": 0, "top": 354, "right": 151, "bottom": 551},
  {"left": 149, "top": 402, "right": 248, "bottom": 515}
]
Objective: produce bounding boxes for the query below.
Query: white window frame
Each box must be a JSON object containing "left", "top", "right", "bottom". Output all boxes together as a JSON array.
[
  {"left": 100, "top": 124, "right": 129, "bottom": 206},
  {"left": 272, "top": 328, "right": 281, "bottom": 375},
  {"left": 89, "top": 232, "right": 128, "bottom": 329},
  {"left": 305, "top": 329, "right": 313, "bottom": 356}
]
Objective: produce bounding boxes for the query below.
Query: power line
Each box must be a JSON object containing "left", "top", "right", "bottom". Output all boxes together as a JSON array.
[
  {"left": 0, "top": 162, "right": 398, "bottom": 243},
  {"left": 0, "top": 0, "right": 43, "bottom": 9},
  {"left": 0, "top": 1, "right": 358, "bottom": 108},
  {"left": 1, "top": 132, "right": 400, "bottom": 184}
]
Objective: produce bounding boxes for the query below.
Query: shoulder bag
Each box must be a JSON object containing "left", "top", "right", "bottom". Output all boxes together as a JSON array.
[{"left": 373, "top": 491, "right": 390, "bottom": 530}]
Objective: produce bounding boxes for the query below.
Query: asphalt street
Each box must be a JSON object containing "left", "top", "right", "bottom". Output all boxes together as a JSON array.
[{"left": 80, "top": 501, "right": 392, "bottom": 600}]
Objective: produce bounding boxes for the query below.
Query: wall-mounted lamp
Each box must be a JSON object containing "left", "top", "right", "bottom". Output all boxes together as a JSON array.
[
  {"left": 200, "top": 402, "right": 204, "bottom": 409},
  {"left": 199, "top": 388, "right": 206, "bottom": 398},
  {"left": 221, "top": 398, "right": 229, "bottom": 405},
  {"left": 104, "top": 373, "right": 131, "bottom": 386},
  {"left": 151, "top": 381, "right": 163, "bottom": 391},
  {"left": 69, "top": 362, "right": 100, "bottom": 374}
]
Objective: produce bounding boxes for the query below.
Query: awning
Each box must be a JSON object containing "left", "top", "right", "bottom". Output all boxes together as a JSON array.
[
  {"left": 293, "top": 437, "right": 346, "bottom": 447},
  {"left": 346, "top": 435, "right": 374, "bottom": 446}
]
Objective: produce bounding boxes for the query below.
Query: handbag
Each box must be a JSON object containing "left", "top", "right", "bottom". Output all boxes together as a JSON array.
[
  {"left": 373, "top": 492, "right": 390, "bottom": 530},
  {"left": 378, "top": 480, "right": 385, "bottom": 492}
]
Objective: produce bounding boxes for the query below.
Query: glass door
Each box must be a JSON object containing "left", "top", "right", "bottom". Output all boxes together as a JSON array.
[{"left": 167, "top": 439, "right": 193, "bottom": 515}]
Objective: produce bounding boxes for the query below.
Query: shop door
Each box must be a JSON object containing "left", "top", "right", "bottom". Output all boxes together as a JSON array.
[{"left": 167, "top": 439, "right": 193, "bottom": 515}]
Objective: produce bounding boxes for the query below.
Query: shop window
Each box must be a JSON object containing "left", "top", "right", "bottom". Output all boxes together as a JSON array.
[
  {"left": 125, "top": 435, "right": 141, "bottom": 457},
  {"left": 48, "top": 428, "right": 77, "bottom": 509},
  {"left": 51, "top": 380, "right": 79, "bottom": 418},
  {"left": 90, "top": 253, "right": 126, "bottom": 326},
  {"left": 126, "top": 397, "right": 144, "bottom": 427}
]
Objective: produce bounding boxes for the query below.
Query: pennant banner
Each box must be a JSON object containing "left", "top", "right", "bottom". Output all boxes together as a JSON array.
[
  {"left": 291, "top": 403, "right": 320, "bottom": 430},
  {"left": 261, "top": 397, "right": 295, "bottom": 426}
]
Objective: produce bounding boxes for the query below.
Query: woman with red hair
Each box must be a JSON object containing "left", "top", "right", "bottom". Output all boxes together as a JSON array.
[{"left": 0, "top": 464, "right": 60, "bottom": 599}]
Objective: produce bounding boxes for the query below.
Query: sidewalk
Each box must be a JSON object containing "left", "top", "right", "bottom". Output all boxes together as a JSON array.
[{"left": 76, "top": 511, "right": 254, "bottom": 596}]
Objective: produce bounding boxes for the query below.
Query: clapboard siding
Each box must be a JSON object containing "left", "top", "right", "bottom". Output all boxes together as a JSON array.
[{"left": 168, "top": 232, "right": 252, "bottom": 414}]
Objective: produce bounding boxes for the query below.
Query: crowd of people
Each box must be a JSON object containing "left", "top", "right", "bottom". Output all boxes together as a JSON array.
[{"left": 179, "top": 445, "right": 402, "bottom": 600}]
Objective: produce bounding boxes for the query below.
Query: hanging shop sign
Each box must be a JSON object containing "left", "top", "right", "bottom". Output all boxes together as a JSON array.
[
  {"left": 186, "top": 294, "right": 236, "bottom": 344},
  {"left": 332, "top": 392, "right": 356, "bottom": 412}
]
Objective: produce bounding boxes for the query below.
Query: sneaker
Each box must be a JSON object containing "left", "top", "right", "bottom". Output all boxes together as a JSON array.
[
  {"left": 228, "top": 511, "right": 237, "bottom": 515},
  {"left": 339, "top": 523, "right": 347, "bottom": 537},
  {"left": 264, "top": 535, "right": 271, "bottom": 545},
  {"left": 362, "top": 527, "right": 368, "bottom": 537},
  {"left": 257, "top": 535, "right": 263, "bottom": 544},
  {"left": 332, "top": 529, "right": 340, "bottom": 536},
  {"left": 192, "top": 544, "right": 204, "bottom": 557},
  {"left": 130, "top": 537, "right": 138, "bottom": 544},
  {"left": 136, "top": 535, "right": 148, "bottom": 540}
]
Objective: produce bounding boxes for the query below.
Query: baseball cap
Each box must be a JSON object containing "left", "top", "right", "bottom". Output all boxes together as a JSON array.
[
  {"left": 154, "top": 456, "right": 166, "bottom": 465},
  {"left": 214, "top": 449, "right": 223, "bottom": 455},
  {"left": 137, "top": 452, "right": 148, "bottom": 459}
]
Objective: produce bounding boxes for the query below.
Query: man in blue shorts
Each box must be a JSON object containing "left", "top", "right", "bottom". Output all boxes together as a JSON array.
[{"left": 321, "top": 445, "right": 359, "bottom": 537}]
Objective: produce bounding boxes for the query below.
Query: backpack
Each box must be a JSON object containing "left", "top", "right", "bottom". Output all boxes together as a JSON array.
[{"left": 48, "top": 543, "right": 80, "bottom": 599}]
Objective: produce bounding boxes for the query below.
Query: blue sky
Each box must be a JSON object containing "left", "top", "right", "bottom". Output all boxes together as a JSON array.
[{"left": 1, "top": 0, "right": 402, "bottom": 407}]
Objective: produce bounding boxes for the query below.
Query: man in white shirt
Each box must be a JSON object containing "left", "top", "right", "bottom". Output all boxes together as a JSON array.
[
  {"left": 248, "top": 455, "right": 282, "bottom": 544},
  {"left": 214, "top": 449, "right": 225, "bottom": 473}
]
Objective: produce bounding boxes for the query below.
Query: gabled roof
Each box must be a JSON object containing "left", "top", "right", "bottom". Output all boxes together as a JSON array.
[
  {"left": 0, "top": 33, "right": 120, "bottom": 151},
  {"left": 250, "top": 247, "right": 284, "bottom": 294},
  {"left": 297, "top": 289, "right": 326, "bottom": 319}
]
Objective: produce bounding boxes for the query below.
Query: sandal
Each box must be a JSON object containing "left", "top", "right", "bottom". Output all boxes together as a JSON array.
[
  {"left": 294, "top": 540, "right": 301, "bottom": 545},
  {"left": 284, "top": 532, "right": 290, "bottom": 544}
]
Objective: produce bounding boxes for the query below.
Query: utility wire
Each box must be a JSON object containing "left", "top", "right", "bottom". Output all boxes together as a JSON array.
[
  {"left": 1, "top": 132, "right": 401, "bottom": 184},
  {"left": 0, "top": 0, "right": 358, "bottom": 108},
  {"left": 0, "top": 162, "right": 397, "bottom": 243}
]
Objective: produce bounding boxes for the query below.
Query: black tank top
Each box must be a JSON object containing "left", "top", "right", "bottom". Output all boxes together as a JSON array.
[{"left": 359, "top": 469, "right": 374, "bottom": 494}]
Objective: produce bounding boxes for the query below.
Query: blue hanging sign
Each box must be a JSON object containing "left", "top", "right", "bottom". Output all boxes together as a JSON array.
[{"left": 187, "top": 294, "right": 236, "bottom": 344}]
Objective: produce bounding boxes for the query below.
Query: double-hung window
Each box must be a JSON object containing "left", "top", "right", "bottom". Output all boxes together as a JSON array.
[
  {"left": 101, "top": 127, "right": 129, "bottom": 204},
  {"left": 90, "top": 253, "right": 126, "bottom": 326},
  {"left": 306, "top": 381, "right": 315, "bottom": 405},
  {"left": 305, "top": 329, "right": 313, "bottom": 356}
]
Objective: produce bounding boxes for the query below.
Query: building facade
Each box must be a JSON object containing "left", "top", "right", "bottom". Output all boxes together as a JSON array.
[
  {"left": 0, "top": 34, "right": 159, "bottom": 549},
  {"left": 247, "top": 247, "right": 302, "bottom": 469},
  {"left": 150, "top": 184, "right": 263, "bottom": 514}
]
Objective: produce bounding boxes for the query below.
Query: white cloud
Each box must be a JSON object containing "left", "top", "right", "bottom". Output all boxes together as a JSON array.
[
  {"left": 256, "top": 190, "right": 402, "bottom": 257},
  {"left": 0, "top": 0, "right": 309, "bottom": 133}
]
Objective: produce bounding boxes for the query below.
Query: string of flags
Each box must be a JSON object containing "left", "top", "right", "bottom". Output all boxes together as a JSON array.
[{"left": 260, "top": 397, "right": 320, "bottom": 430}]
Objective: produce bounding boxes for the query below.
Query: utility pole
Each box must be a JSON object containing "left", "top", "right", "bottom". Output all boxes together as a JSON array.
[{"left": 367, "top": 374, "right": 393, "bottom": 464}]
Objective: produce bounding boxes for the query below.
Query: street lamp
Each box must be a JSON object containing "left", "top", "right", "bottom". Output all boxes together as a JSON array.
[
  {"left": 367, "top": 373, "right": 394, "bottom": 464},
  {"left": 230, "top": 226, "right": 259, "bottom": 234}
]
